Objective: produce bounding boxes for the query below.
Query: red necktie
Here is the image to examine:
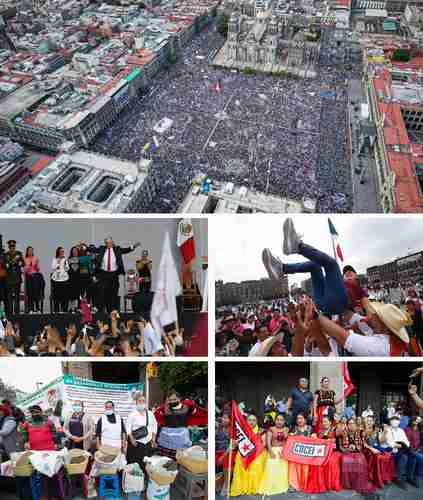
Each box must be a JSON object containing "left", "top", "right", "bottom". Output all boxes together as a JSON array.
[{"left": 107, "top": 248, "right": 112, "bottom": 272}]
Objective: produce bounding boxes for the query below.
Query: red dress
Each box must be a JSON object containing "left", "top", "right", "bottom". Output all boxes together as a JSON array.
[
  {"left": 304, "top": 430, "right": 342, "bottom": 493},
  {"left": 362, "top": 432, "right": 396, "bottom": 488},
  {"left": 340, "top": 431, "right": 376, "bottom": 494},
  {"left": 314, "top": 390, "right": 336, "bottom": 434}
]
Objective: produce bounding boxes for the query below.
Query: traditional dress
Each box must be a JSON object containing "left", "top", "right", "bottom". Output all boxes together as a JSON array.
[
  {"left": 154, "top": 399, "right": 207, "bottom": 459},
  {"left": 340, "top": 430, "right": 376, "bottom": 493},
  {"left": 258, "top": 427, "right": 289, "bottom": 495},
  {"left": 288, "top": 426, "right": 311, "bottom": 491},
  {"left": 305, "top": 429, "right": 343, "bottom": 493},
  {"left": 363, "top": 430, "right": 396, "bottom": 488},
  {"left": 230, "top": 427, "right": 266, "bottom": 496},
  {"left": 314, "top": 389, "right": 336, "bottom": 434}
]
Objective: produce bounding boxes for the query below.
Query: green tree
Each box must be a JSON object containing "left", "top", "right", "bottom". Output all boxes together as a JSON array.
[
  {"left": 0, "top": 378, "right": 18, "bottom": 403},
  {"left": 217, "top": 13, "right": 230, "bottom": 37},
  {"left": 158, "top": 362, "right": 208, "bottom": 395},
  {"left": 243, "top": 66, "right": 255, "bottom": 76}
]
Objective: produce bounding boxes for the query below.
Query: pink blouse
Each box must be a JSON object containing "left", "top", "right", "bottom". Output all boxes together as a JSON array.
[{"left": 24, "top": 256, "right": 40, "bottom": 275}]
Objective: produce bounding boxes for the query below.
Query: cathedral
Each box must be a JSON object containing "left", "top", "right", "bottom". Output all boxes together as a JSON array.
[{"left": 214, "top": 0, "right": 320, "bottom": 77}]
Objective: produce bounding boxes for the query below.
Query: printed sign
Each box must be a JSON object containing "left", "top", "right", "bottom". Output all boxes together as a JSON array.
[{"left": 283, "top": 435, "right": 335, "bottom": 466}]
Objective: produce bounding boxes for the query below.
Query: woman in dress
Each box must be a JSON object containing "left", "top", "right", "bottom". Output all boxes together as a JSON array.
[
  {"left": 288, "top": 413, "right": 313, "bottom": 491},
  {"left": 68, "top": 246, "right": 80, "bottom": 312},
  {"left": 154, "top": 390, "right": 207, "bottom": 459},
  {"left": 230, "top": 413, "right": 266, "bottom": 496},
  {"left": 339, "top": 418, "right": 376, "bottom": 493},
  {"left": 23, "top": 246, "right": 40, "bottom": 313},
  {"left": 51, "top": 247, "right": 70, "bottom": 313},
  {"left": 258, "top": 414, "right": 289, "bottom": 495},
  {"left": 313, "top": 377, "right": 343, "bottom": 433},
  {"left": 305, "top": 416, "right": 343, "bottom": 493},
  {"left": 362, "top": 415, "right": 396, "bottom": 488},
  {"left": 78, "top": 244, "right": 94, "bottom": 303}
]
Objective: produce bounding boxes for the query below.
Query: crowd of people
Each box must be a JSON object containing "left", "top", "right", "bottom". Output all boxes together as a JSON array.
[
  {"left": 216, "top": 218, "right": 423, "bottom": 357},
  {"left": 0, "top": 236, "right": 152, "bottom": 316},
  {"left": 216, "top": 367, "right": 423, "bottom": 496},
  {"left": 0, "top": 309, "right": 186, "bottom": 357},
  {"left": 90, "top": 24, "right": 355, "bottom": 213},
  {"left": 0, "top": 389, "right": 207, "bottom": 498}
]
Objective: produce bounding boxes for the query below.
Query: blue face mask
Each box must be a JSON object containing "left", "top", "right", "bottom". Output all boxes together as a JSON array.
[
  {"left": 73, "top": 406, "right": 82, "bottom": 413},
  {"left": 105, "top": 410, "right": 114, "bottom": 416}
]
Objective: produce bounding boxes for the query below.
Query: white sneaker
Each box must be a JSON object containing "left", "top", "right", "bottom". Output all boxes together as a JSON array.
[
  {"left": 262, "top": 248, "right": 285, "bottom": 281},
  {"left": 283, "top": 218, "right": 301, "bottom": 255}
]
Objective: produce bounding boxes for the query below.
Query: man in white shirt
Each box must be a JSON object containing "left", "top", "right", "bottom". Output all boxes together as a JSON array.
[
  {"left": 248, "top": 324, "right": 270, "bottom": 357},
  {"left": 380, "top": 416, "right": 411, "bottom": 490},
  {"left": 126, "top": 392, "right": 158, "bottom": 474},
  {"left": 94, "top": 238, "right": 140, "bottom": 313},
  {"left": 141, "top": 320, "right": 163, "bottom": 355}
]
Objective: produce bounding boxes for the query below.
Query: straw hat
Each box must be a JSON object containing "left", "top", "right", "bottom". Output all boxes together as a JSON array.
[{"left": 369, "top": 302, "right": 410, "bottom": 344}]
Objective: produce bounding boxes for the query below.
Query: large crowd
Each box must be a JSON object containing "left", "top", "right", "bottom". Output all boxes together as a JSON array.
[
  {"left": 0, "top": 237, "right": 188, "bottom": 357},
  {"left": 90, "top": 24, "right": 357, "bottom": 213},
  {"left": 216, "top": 218, "right": 423, "bottom": 357},
  {"left": 0, "top": 390, "right": 207, "bottom": 498},
  {"left": 215, "top": 367, "right": 423, "bottom": 495}
]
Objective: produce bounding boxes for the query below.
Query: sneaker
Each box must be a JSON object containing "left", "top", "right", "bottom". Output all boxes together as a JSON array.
[
  {"left": 262, "top": 248, "right": 284, "bottom": 281},
  {"left": 283, "top": 217, "right": 301, "bottom": 255}
]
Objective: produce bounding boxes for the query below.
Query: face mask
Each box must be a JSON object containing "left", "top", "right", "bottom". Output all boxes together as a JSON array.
[
  {"left": 137, "top": 404, "right": 146, "bottom": 412},
  {"left": 32, "top": 414, "right": 42, "bottom": 421},
  {"left": 105, "top": 410, "right": 114, "bottom": 416},
  {"left": 391, "top": 421, "right": 400, "bottom": 428},
  {"left": 73, "top": 406, "right": 82, "bottom": 413}
]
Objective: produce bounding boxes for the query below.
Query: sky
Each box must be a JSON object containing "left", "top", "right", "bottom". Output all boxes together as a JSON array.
[
  {"left": 0, "top": 217, "right": 208, "bottom": 294},
  {"left": 211, "top": 215, "right": 423, "bottom": 286},
  {"left": 0, "top": 359, "right": 62, "bottom": 394}
]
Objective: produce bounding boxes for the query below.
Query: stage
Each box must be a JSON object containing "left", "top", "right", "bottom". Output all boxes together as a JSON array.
[{"left": 11, "top": 310, "right": 208, "bottom": 357}]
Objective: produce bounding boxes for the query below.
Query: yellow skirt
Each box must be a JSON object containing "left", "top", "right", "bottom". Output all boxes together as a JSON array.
[
  {"left": 230, "top": 450, "right": 267, "bottom": 496},
  {"left": 258, "top": 446, "right": 289, "bottom": 495}
]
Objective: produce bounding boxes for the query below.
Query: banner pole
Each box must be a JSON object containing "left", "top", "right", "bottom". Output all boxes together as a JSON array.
[{"left": 226, "top": 438, "right": 233, "bottom": 500}]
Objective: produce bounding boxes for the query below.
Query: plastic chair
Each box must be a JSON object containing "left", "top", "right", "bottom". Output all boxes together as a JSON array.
[{"left": 98, "top": 473, "right": 121, "bottom": 498}]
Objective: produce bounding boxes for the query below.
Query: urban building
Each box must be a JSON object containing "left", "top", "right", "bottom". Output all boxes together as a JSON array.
[
  {"left": 216, "top": 361, "right": 423, "bottom": 419},
  {"left": 364, "top": 42, "right": 423, "bottom": 213},
  {"left": 0, "top": 0, "right": 219, "bottom": 152},
  {"left": 1, "top": 149, "right": 156, "bottom": 213},
  {"left": 214, "top": 2, "right": 320, "bottom": 77},
  {"left": 179, "top": 176, "right": 316, "bottom": 213},
  {"left": 215, "top": 276, "right": 289, "bottom": 307},
  {"left": 366, "top": 250, "right": 423, "bottom": 286}
]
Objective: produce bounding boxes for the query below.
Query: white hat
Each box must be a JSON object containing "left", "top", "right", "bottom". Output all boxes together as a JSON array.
[{"left": 369, "top": 302, "right": 409, "bottom": 344}]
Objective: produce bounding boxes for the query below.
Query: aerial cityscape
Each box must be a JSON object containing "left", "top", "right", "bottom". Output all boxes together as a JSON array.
[{"left": 0, "top": 0, "right": 423, "bottom": 213}]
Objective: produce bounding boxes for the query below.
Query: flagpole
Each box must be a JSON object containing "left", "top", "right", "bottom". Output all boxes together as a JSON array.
[{"left": 226, "top": 438, "right": 233, "bottom": 500}]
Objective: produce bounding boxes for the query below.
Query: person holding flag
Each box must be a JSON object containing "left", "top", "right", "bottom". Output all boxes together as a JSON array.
[{"left": 229, "top": 401, "right": 266, "bottom": 496}]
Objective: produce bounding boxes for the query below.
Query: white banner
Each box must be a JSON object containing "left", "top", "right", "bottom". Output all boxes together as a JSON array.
[
  {"left": 17, "top": 377, "right": 63, "bottom": 412},
  {"left": 62, "top": 374, "right": 144, "bottom": 423}
]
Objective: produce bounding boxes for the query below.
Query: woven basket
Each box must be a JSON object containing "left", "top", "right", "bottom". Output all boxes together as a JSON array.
[
  {"left": 14, "top": 464, "right": 33, "bottom": 477},
  {"left": 176, "top": 455, "right": 208, "bottom": 474},
  {"left": 146, "top": 466, "right": 177, "bottom": 486},
  {"left": 65, "top": 450, "right": 89, "bottom": 475}
]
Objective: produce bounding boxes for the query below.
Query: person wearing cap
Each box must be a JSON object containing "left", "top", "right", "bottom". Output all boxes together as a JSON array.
[
  {"left": 4, "top": 240, "right": 24, "bottom": 316},
  {"left": 20, "top": 405, "right": 60, "bottom": 451},
  {"left": 262, "top": 218, "right": 349, "bottom": 316},
  {"left": 379, "top": 415, "right": 411, "bottom": 490},
  {"left": 343, "top": 265, "right": 370, "bottom": 314},
  {"left": 0, "top": 403, "right": 23, "bottom": 457}
]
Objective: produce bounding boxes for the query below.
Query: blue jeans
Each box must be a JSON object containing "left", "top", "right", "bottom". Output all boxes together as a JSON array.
[
  {"left": 407, "top": 450, "right": 423, "bottom": 480},
  {"left": 283, "top": 243, "right": 348, "bottom": 315},
  {"left": 394, "top": 452, "right": 409, "bottom": 481}
]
